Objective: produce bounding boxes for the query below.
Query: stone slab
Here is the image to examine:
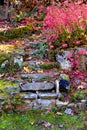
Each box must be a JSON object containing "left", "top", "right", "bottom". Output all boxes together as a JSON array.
[
  {"left": 22, "top": 93, "right": 37, "bottom": 100},
  {"left": 35, "top": 99, "right": 56, "bottom": 109},
  {"left": 20, "top": 82, "right": 54, "bottom": 91},
  {"left": 21, "top": 73, "right": 50, "bottom": 81},
  {"left": 38, "top": 93, "right": 57, "bottom": 99}
]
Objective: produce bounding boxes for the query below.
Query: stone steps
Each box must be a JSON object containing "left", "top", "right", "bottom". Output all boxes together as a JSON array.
[
  {"left": 21, "top": 92, "right": 58, "bottom": 100},
  {"left": 19, "top": 82, "right": 54, "bottom": 91},
  {"left": 20, "top": 73, "right": 59, "bottom": 82}
]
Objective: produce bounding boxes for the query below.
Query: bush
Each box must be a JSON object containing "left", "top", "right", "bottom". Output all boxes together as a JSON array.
[
  {"left": 43, "top": 2, "right": 87, "bottom": 70},
  {"left": 43, "top": 2, "right": 87, "bottom": 48}
]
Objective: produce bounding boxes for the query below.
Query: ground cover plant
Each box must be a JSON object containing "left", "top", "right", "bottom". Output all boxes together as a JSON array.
[{"left": 0, "top": 109, "right": 87, "bottom": 130}]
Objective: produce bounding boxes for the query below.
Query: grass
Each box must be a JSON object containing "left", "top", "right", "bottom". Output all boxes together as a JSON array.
[
  {"left": 0, "top": 109, "right": 86, "bottom": 130},
  {"left": 0, "top": 79, "right": 87, "bottom": 130}
]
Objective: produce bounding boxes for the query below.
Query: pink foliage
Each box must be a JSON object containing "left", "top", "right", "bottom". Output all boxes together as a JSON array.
[
  {"left": 43, "top": 2, "right": 87, "bottom": 33},
  {"left": 78, "top": 49, "right": 86, "bottom": 55}
]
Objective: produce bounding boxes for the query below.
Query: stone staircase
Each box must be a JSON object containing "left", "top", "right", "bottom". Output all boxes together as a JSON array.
[
  {"left": 12, "top": 40, "right": 87, "bottom": 109},
  {"left": 16, "top": 40, "right": 62, "bottom": 110},
  {"left": 0, "top": 39, "right": 87, "bottom": 112}
]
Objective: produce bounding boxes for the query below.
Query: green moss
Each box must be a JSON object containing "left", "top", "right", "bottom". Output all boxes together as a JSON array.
[
  {"left": 0, "top": 24, "right": 33, "bottom": 41},
  {"left": 39, "top": 63, "right": 58, "bottom": 70},
  {"left": 0, "top": 109, "right": 86, "bottom": 130},
  {"left": 0, "top": 53, "right": 11, "bottom": 65},
  {"left": 0, "top": 79, "right": 18, "bottom": 91}
]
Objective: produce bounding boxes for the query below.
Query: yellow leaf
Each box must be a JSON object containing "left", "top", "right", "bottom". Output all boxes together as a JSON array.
[{"left": 24, "top": 66, "right": 30, "bottom": 73}]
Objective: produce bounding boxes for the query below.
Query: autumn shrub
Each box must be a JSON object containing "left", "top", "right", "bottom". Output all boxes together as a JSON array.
[
  {"left": 43, "top": 2, "right": 87, "bottom": 48},
  {"left": 43, "top": 2, "right": 87, "bottom": 65}
]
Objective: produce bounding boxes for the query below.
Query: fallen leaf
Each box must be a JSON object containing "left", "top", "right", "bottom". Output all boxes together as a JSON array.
[
  {"left": 24, "top": 66, "right": 30, "bottom": 73},
  {"left": 37, "top": 69, "right": 44, "bottom": 73},
  {"left": 13, "top": 74, "right": 20, "bottom": 79}
]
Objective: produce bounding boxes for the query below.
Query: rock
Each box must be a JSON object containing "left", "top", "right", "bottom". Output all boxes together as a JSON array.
[
  {"left": 56, "top": 100, "right": 69, "bottom": 107},
  {"left": 1, "top": 60, "right": 8, "bottom": 69},
  {"left": 13, "top": 56, "right": 23, "bottom": 69},
  {"left": 60, "top": 74, "right": 70, "bottom": 81},
  {"left": 21, "top": 73, "right": 50, "bottom": 81},
  {"left": 59, "top": 124, "right": 64, "bottom": 128},
  {"left": 22, "top": 93, "right": 37, "bottom": 100},
  {"left": 59, "top": 74, "right": 70, "bottom": 92},
  {"left": 24, "top": 100, "right": 33, "bottom": 104},
  {"left": 81, "top": 100, "right": 87, "bottom": 103},
  {"left": 56, "top": 112, "right": 62, "bottom": 116},
  {"left": 0, "top": 101, "right": 5, "bottom": 105},
  {"left": 38, "top": 93, "right": 57, "bottom": 99},
  {"left": 34, "top": 99, "right": 56, "bottom": 109},
  {"left": 56, "top": 47, "right": 87, "bottom": 71},
  {"left": 0, "top": 96, "right": 5, "bottom": 101},
  {"left": 64, "top": 108, "right": 73, "bottom": 115},
  {"left": 67, "top": 103, "right": 75, "bottom": 108},
  {"left": 77, "top": 47, "right": 87, "bottom": 71},
  {"left": 56, "top": 51, "right": 72, "bottom": 70},
  {"left": 77, "top": 103, "right": 85, "bottom": 109},
  {"left": 20, "top": 82, "right": 54, "bottom": 91}
]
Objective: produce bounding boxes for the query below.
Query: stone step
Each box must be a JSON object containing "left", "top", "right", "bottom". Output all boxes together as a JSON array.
[
  {"left": 21, "top": 92, "right": 57, "bottom": 100},
  {"left": 19, "top": 82, "right": 54, "bottom": 92},
  {"left": 20, "top": 73, "right": 59, "bottom": 82},
  {"left": 23, "top": 99, "right": 56, "bottom": 109},
  {"left": 22, "top": 93, "right": 37, "bottom": 100},
  {"left": 35, "top": 99, "right": 56, "bottom": 109},
  {"left": 20, "top": 73, "right": 51, "bottom": 81},
  {"left": 38, "top": 93, "right": 57, "bottom": 99},
  {"left": 27, "top": 60, "right": 57, "bottom": 70}
]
